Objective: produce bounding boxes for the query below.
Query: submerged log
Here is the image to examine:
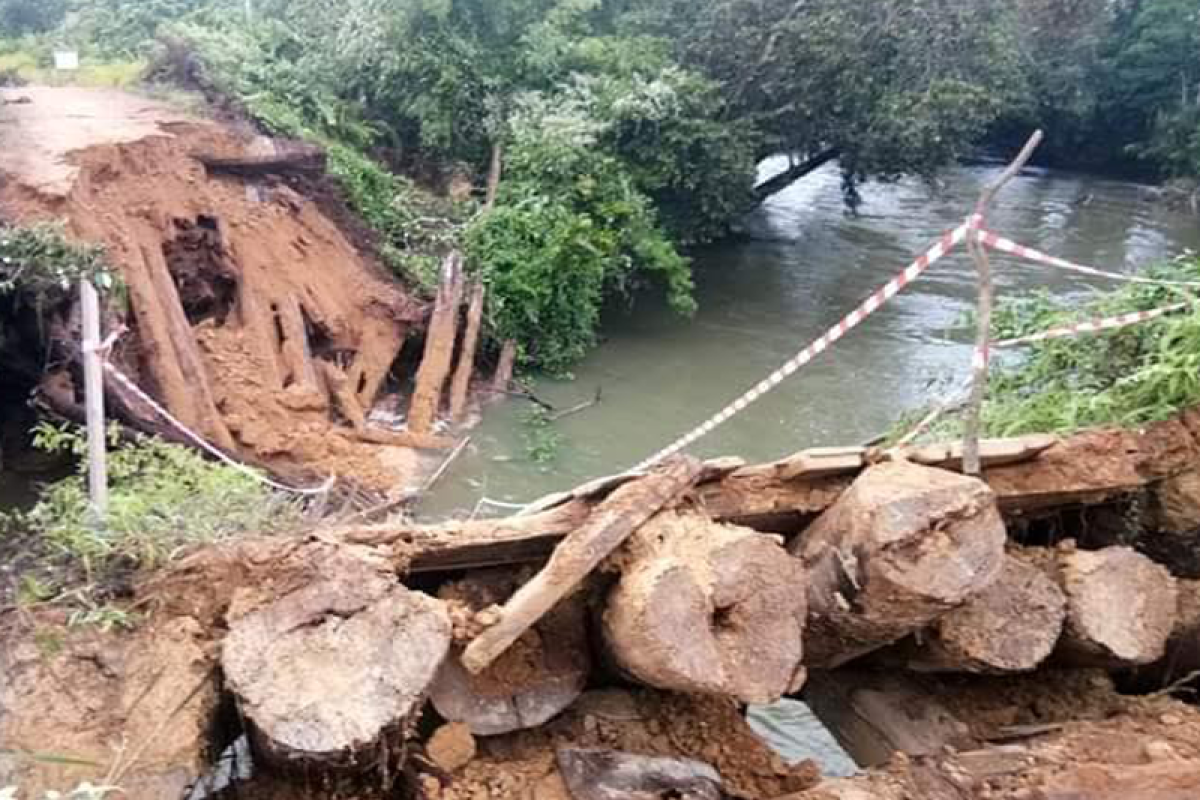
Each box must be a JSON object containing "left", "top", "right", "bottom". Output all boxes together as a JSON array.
[
  {"left": 409, "top": 253, "right": 465, "bottom": 435},
  {"left": 222, "top": 563, "right": 451, "bottom": 767},
  {"left": 430, "top": 571, "right": 590, "bottom": 736},
  {"left": 900, "top": 553, "right": 1067, "bottom": 674},
  {"left": 603, "top": 512, "right": 808, "bottom": 704},
  {"left": 461, "top": 457, "right": 703, "bottom": 674},
  {"left": 1052, "top": 546, "right": 1179, "bottom": 668},
  {"left": 791, "top": 462, "right": 1007, "bottom": 668}
]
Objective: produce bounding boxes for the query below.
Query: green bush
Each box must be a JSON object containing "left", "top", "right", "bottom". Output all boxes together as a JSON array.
[
  {"left": 897, "top": 255, "right": 1200, "bottom": 441},
  {"left": 0, "top": 222, "right": 120, "bottom": 299},
  {"left": 468, "top": 87, "right": 694, "bottom": 371},
  {"left": 5, "top": 423, "right": 302, "bottom": 579}
]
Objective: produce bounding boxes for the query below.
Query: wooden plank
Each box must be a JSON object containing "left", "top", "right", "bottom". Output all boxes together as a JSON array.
[
  {"left": 802, "top": 671, "right": 977, "bottom": 768},
  {"left": 460, "top": 457, "right": 703, "bottom": 673}
]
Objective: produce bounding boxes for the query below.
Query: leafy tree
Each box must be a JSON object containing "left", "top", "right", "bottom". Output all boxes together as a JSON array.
[{"left": 0, "top": 0, "right": 67, "bottom": 36}]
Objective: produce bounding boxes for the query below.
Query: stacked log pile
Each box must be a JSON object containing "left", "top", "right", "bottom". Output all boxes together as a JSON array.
[{"left": 130, "top": 410, "right": 1200, "bottom": 797}]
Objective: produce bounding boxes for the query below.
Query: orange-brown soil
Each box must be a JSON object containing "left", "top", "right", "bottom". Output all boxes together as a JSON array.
[{"left": 0, "top": 86, "right": 434, "bottom": 493}]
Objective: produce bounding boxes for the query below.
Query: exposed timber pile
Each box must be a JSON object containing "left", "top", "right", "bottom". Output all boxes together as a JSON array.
[
  {"left": 0, "top": 87, "right": 503, "bottom": 496},
  {"left": 4, "top": 406, "right": 1200, "bottom": 798}
]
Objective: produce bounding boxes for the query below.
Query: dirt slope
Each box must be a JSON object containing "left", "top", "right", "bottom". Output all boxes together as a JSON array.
[{"left": 0, "top": 86, "right": 431, "bottom": 493}]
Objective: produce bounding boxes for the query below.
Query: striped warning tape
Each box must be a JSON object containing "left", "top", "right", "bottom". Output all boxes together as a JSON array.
[
  {"left": 103, "top": 361, "right": 335, "bottom": 496},
  {"left": 633, "top": 217, "right": 978, "bottom": 471},
  {"left": 992, "top": 301, "right": 1196, "bottom": 349},
  {"left": 978, "top": 230, "right": 1200, "bottom": 288}
]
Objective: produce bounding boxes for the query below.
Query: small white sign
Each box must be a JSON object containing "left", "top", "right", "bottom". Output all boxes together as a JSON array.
[{"left": 53, "top": 50, "right": 80, "bottom": 71}]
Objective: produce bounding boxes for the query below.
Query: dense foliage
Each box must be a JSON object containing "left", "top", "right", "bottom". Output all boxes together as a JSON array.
[
  {"left": 3, "top": 0, "right": 1196, "bottom": 366},
  {"left": 0, "top": 222, "right": 120, "bottom": 299},
  {"left": 1002, "top": 0, "right": 1200, "bottom": 178}
]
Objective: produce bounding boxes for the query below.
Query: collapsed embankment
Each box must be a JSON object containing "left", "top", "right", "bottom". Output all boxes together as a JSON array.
[
  {"left": 4, "top": 408, "right": 1200, "bottom": 798},
  {"left": 0, "top": 86, "right": 457, "bottom": 495}
]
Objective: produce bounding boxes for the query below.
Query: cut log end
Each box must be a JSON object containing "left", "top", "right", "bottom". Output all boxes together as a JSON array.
[
  {"left": 1057, "top": 546, "right": 1179, "bottom": 667},
  {"left": 222, "top": 571, "right": 451, "bottom": 767},
  {"left": 794, "top": 462, "right": 1007, "bottom": 668},
  {"left": 604, "top": 512, "right": 807, "bottom": 704},
  {"left": 905, "top": 553, "right": 1067, "bottom": 674}
]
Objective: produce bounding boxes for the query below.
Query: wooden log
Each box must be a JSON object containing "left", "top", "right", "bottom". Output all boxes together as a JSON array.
[
  {"left": 318, "top": 360, "right": 367, "bottom": 431},
  {"left": 408, "top": 253, "right": 465, "bottom": 435},
  {"left": 802, "top": 670, "right": 977, "bottom": 768},
  {"left": 899, "top": 553, "right": 1067, "bottom": 674},
  {"left": 221, "top": 564, "right": 451, "bottom": 768},
  {"left": 140, "top": 244, "right": 237, "bottom": 452},
  {"left": 790, "top": 461, "right": 1007, "bottom": 668},
  {"left": 354, "top": 427, "right": 456, "bottom": 451},
  {"left": 448, "top": 281, "right": 485, "bottom": 425},
  {"left": 121, "top": 245, "right": 203, "bottom": 432},
  {"left": 491, "top": 339, "right": 517, "bottom": 394},
  {"left": 277, "top": 295, "right": 319, "bottom": 393},
  {"left": 460, "top": 457, "right": 703, "bottom": 674},
  {"left": 603, "top": 511, "right": 808, "bottom": 704},
  {"left": 1052, "top": 545, "right": 1179, "bottom": 668},
  {"left": 429, "top": 570, "right": 590, "bottom": 735},
  {"left": 1147, "top": 469, "right": 1200, "bottom": 578}
]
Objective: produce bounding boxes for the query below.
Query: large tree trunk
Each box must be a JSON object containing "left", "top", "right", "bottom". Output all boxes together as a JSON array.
[
  {"left": 751, "top": 148, "right": 840, "bottom": 204},
  {"left": 221, "top": 561, "right": 451, "bottom": 768},
  {"left": 790, "top": 461, "right": 1007, "bottom": 668},
  {"left": 603, "top": 511, "right": 808, "bottom": 704},
  {"left": 898, "top": 553, "right": 1067, "bottom": 674}
]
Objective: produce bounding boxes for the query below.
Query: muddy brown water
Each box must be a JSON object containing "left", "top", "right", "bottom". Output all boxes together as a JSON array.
[{"left": 421, "top": 160, "right": 1200, "bottom": 519}]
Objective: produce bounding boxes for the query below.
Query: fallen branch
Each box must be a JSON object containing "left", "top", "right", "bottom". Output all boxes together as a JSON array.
[{"left": 548, "top": 387, "right": 602, "bottom": 422}]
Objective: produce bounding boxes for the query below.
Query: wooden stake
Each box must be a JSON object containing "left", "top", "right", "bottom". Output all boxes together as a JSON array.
[
  {"left": 409, "top": 253, "right": 465, "bottom": 435},
  {"left": 962, "top": 130, "right": 1043, "bottom": 475},
  {"left": 81, "top": 279, "right": 108, "bottom": 516},
  {"left": 491, "top": 339, "right": 517, "bottom": 394},
  {"left": 449, "top": 281, "right": 485, "bottom": 424}
]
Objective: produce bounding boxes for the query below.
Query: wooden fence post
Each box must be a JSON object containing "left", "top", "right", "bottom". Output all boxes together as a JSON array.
[{"left": 81, "top": 279, "right": 108, "bottom": 516}]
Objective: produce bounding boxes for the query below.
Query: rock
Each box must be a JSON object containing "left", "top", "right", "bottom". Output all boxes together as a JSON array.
[{"left": 426, "top": 722, "right": 476, "bottom": 774}]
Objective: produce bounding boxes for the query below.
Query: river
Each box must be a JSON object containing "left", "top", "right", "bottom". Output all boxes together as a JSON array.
[{"left": 421, "top": 160, "right": 1200, "bottom": 518}]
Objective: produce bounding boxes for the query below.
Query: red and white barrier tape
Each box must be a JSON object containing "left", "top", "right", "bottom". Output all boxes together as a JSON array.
[
  {"left": 978, "top": 231, "right": 1200, "bottom": 288},
  {"left": 633, "top": 217, "right": 978, "bottom": 471},
  {"left": 992, "top": 302, "right": 1195, "bottom": 349},
  {"left": 103, "top": 362, "right": 334, "bottom": 496}
]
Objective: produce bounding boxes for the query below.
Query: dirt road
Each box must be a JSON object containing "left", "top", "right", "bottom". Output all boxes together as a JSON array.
[{"left": 0, "top": 86, "right": 195, "bottom": 196}]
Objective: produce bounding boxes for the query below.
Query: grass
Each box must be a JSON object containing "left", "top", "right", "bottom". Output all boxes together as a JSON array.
[
  {"left": 892, "top": 254, "right": 1200, "bottom": 443},
  {"left": 1, "top": 423, "right": 305, "bottom": 611},
  {"left": 0, "top": 48, "right": 144, "bottom": 88}
]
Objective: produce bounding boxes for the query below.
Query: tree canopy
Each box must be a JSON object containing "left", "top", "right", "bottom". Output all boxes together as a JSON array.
[{"left": 2, "top": 0, "right": 1196, "bottom": 368}]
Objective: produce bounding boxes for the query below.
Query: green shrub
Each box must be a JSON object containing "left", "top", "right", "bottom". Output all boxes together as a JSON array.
[
  {"left": 896, "top": 255, "right": 1200, "bottom": 441},
  {"left": 5, "top": 423, "right": 303, "bottom": 579},
  {"left": 0, "top": 222, "right": 120, "bottom": 299}
]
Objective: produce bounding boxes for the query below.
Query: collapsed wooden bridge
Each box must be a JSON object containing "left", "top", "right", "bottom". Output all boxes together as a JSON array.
[{"left": 48, "top": 405, "right": 1180, "bottom": 799}]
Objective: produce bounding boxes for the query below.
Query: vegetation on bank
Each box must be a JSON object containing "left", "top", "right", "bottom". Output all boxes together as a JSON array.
[
  {"left": 895, "top": 255, "right": 1200, "bottom": 443},
  {"left": 1, "top": 0, "right": 1197, "bottom": 373}
]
